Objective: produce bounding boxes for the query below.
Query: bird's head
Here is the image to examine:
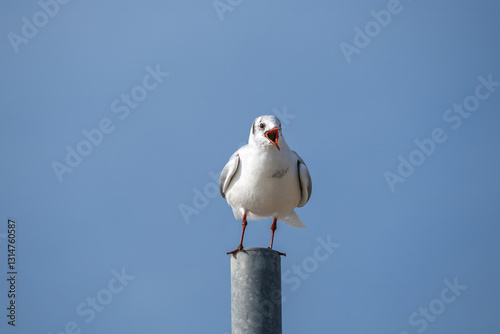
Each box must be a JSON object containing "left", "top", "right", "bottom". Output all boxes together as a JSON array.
[{"left": 249, "top": 115, "right": 283, "bottom": 151}]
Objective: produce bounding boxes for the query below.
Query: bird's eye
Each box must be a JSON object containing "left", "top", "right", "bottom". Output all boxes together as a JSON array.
[{"left": 259, "top": 123, "right": 265, "bottom": 129}]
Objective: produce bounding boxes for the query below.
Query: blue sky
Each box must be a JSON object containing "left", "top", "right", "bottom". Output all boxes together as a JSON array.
[{"left": 1, "top": 0, "right": 499, "bottom": 333}]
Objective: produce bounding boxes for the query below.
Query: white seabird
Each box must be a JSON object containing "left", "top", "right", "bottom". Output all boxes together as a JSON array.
[{"left": 219, "top": 115, "right": 312, "bottom": 255}]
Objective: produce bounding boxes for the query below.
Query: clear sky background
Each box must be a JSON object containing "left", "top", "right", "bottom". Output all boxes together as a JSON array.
[{"left": 1, "top": 1, "right": 499, "bottom": 333}]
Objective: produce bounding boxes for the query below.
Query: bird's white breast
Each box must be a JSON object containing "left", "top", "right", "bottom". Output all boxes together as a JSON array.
[{"left": 225, "top": 145, "right": 301, "bottom": 220}]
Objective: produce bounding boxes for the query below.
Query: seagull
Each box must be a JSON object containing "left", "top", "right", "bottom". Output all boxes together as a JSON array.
[{"left": 219, "top": 115, "right": 312, "bottom": 255}]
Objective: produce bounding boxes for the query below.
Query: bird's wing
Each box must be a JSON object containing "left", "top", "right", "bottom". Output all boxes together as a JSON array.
[
  {"left": 219, "top": 152, "right": 240, "bottom": 199},
  {"left": 292, "top": 151, "right": 312, "bottom": 207}
]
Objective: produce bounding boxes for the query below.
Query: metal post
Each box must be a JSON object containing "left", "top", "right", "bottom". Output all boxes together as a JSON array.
[{"left": 230, "top": 247, "right": 282, "bottom": 334}]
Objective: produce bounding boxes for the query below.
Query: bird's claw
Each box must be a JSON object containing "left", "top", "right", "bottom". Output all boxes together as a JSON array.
[
  {"left": 268, "top": 247, "right": 286, "bottom": 256},
  {"left": 227, "top": 246, "right": 244, "bottom": 255}
]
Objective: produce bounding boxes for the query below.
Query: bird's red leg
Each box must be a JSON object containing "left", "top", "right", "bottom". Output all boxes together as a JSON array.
[
  {"left": 269, "top": 217, "right": 277, "bottom": 249},
  {"left": 269, "top": 218, "right": 286, "bottom": 256},
  {"left": 227, "top": 214, "right": 247, "bottom": 255}
]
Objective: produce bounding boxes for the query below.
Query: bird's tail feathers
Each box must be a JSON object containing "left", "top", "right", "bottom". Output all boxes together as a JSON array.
[{"left": 281, "top": 210, "right": 306, "bottom": 228}]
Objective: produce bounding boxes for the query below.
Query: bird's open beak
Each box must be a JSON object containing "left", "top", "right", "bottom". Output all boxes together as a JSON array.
[{"left": 265, "top": 127, "right": 280, "bottom": 150}]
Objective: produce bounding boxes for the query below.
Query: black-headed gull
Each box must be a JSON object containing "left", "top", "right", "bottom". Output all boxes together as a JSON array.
[{"left": 219, "top": 115, "right": 312, "bottom": 255}]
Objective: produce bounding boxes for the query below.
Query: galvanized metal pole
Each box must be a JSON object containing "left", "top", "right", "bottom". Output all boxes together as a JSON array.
[{"left": 230, "top": 247, "right": 282, "bottom": 334}]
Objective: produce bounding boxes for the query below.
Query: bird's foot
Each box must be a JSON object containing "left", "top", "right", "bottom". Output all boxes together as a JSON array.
[
  {"left": 268, "top": 247, "right": 286, "bottom": 256},
  {"left": 227, "top": 245, "right": 244, "bottom": 255}
]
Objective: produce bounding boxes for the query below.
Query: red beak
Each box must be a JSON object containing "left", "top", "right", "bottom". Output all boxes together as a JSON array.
[{"left": 265, "top": 127, "right": 280, "bottom": 150}]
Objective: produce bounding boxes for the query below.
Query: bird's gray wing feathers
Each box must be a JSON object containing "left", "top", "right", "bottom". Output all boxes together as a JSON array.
[
  {"left": 219, "top": 152, "right": 240, "bottom": 199},
  {"left": 292, "top": 151, "right": 312, "bottom": 207}
]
